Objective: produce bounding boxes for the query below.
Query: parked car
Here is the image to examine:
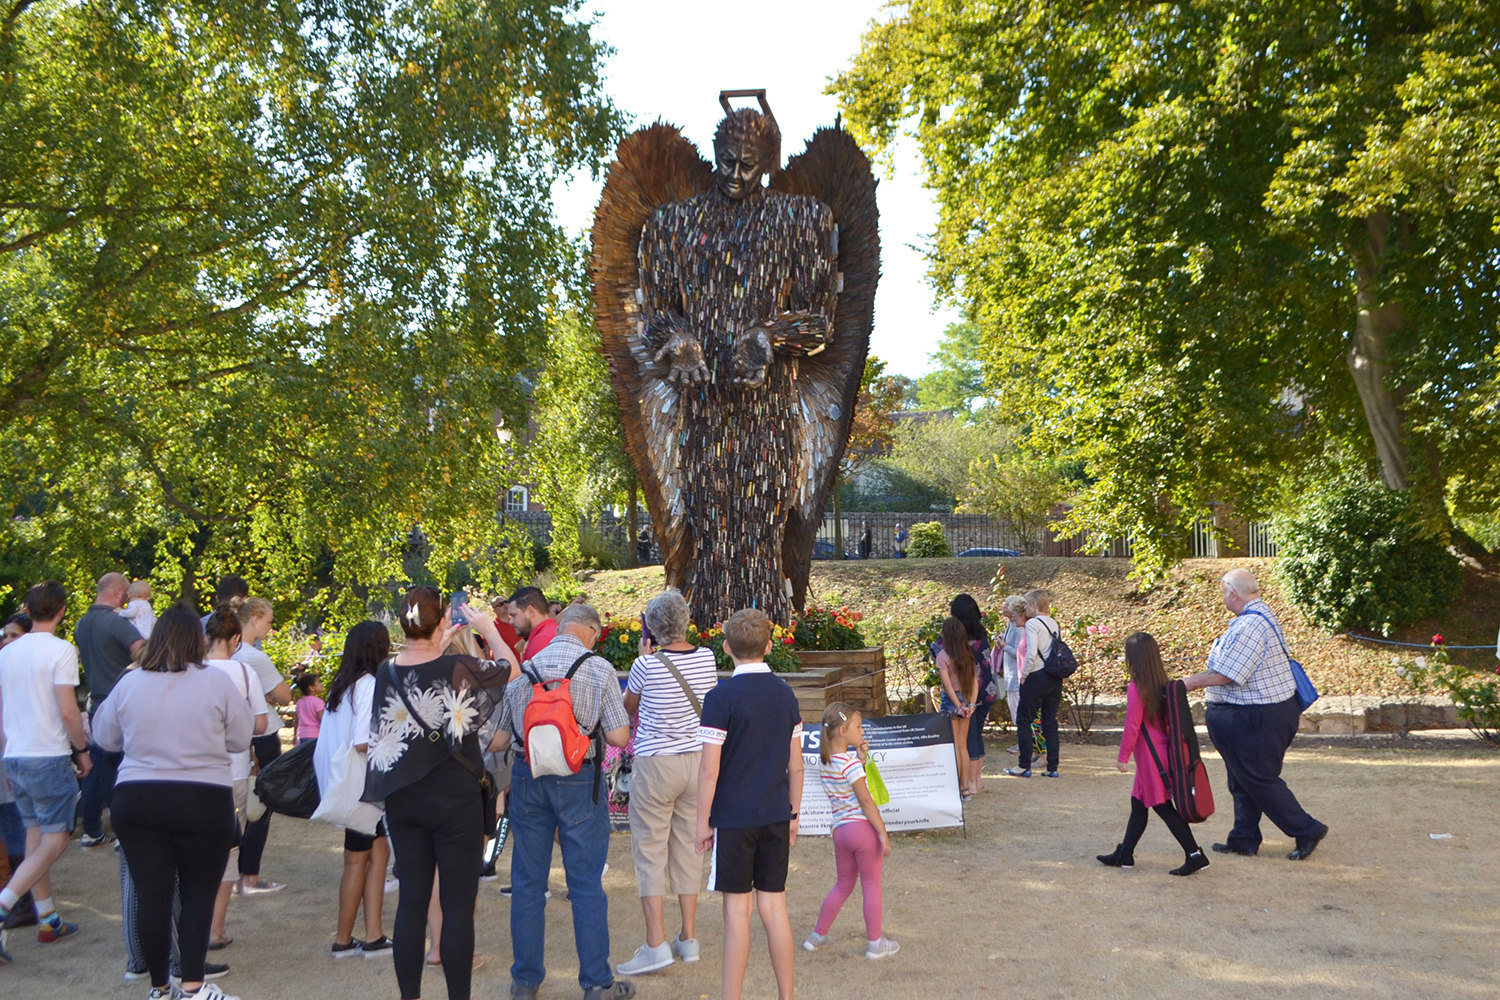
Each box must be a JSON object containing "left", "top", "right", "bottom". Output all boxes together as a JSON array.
[
  {"left": 812, "top": 539, "right": 857, "bottom": 560},
  {"left": 956, "top": 547, "right": 1021, "bottom": 558}
]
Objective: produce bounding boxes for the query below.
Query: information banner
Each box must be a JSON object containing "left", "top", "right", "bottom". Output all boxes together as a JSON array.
[{"left": 798, "top": 713, "right": 963, "bottom": 836}]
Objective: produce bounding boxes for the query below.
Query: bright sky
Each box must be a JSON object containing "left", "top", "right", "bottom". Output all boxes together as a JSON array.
[{"left": 550, "top": 0, "right": 962, "bottom": 380}]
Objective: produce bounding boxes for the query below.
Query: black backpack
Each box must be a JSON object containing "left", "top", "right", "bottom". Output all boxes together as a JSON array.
[{"left": 1037, "top": 620, "right": 1079, "bottom": 680}]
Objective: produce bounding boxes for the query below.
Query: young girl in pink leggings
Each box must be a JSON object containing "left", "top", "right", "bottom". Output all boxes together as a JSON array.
[{"left": 803, "top": 703, "right": 899, "bottom": 960}]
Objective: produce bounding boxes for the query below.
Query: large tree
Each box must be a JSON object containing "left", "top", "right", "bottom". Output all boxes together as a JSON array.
[
  {"left": 0, "top": 1, "right": 619, "bottom": 618},
  {"left": 835, "top": 0, "right": 1500, "bottom": 574}
]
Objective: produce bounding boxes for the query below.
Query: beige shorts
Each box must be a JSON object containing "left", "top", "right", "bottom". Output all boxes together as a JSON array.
[
  {"left": 223, "top": 778, "right": 248, "bottom": 882},
  {"left": 628, "top": 751, "right": 703, "bottom": 898}
]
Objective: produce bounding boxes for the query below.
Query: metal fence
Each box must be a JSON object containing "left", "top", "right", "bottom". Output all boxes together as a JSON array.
[
  {"left": 1248, "top": 521, "right": 1280, "bottom": 558},
  {"left": 508, "top": 509, "right": 1280, "bottom": 564}
]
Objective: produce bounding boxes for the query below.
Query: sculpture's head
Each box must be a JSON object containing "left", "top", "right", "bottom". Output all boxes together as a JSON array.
[{"left": 713, "top": 107, "right": 780, "bottom": 200}]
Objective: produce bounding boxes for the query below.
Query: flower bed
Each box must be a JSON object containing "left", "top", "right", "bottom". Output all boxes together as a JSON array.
[{"left": 596, "top": 613, "right": 800, "bottom": 672}]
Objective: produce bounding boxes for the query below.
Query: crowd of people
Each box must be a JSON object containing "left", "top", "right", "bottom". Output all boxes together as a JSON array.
[{"left": 0, "top": 565, "right": 1325, "bottom": 1000}]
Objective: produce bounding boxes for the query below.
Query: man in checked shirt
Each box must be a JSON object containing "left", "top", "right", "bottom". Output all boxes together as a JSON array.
[{"left": 1183, "top": 569, "right": 1329, "bottom": 861}]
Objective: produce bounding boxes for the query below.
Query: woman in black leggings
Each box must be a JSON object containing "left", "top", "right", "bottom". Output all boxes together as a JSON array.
[
  {"left": 362, "top": 588, "right": 516, "bottom": 1000},
  {"left": 93, "top": 603, "right": 253, "bottom": 1000}
]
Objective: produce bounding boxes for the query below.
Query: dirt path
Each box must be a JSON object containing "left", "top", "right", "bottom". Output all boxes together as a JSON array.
[{"left": 9, "top": 740, "right": 1499, "bottom": 999}]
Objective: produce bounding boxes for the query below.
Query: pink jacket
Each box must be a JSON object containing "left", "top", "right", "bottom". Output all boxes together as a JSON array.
[{"left": 1118, "top": 681, "right": 1171, "bottom": 808}]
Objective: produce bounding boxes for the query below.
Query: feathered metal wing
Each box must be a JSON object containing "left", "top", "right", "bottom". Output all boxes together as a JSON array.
[
  {"left": 770, "top": 128, "right": 880, "bottom": 610},
  {"left": 591, "top": 123, "right": 713, "bottom": 592}
]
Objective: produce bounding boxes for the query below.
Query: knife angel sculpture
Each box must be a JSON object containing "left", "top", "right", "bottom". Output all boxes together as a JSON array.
[{"left": 591, "top": 91, "right": 879, "bottom": 627}]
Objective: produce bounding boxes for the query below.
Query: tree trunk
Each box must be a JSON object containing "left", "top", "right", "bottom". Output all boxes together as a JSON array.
[
  {"left": 1348, "top": 209, "right": 1409, "bottom": 490},
  {"left": 627, "top": 479, "right": 640, "bottom": 568},
  {"left": 833, "top": 476, "right": 844, "bottom": 560}
]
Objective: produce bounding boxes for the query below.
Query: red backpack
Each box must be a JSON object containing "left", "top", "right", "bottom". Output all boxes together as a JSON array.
[{"left": 521, "top": 653, "right": 599, "bottom": 780}]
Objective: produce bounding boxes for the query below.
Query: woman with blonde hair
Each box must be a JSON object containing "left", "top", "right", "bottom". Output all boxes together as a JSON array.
[{"left": 233, "top": 597, "right": 291, "bottom": 897}]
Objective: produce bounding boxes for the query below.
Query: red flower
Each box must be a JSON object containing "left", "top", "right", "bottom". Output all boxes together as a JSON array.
[
  {"left": 1432, "top": 634, "right": 1446, "bottom": 646},
  {"left": 782, "top": 636, "right": 795, "bottom": 645},
  {"left": 600, "top": 628, "right": 610, "bottom": 640}
]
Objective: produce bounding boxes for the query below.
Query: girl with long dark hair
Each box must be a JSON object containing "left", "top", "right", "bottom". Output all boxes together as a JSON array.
[
  {"left": 93, "top": 602, "right": 254, "bottom": 1000},
  {"left": 935, "top": 617, "right": 979, "bottom": 798},
  {"left": 948, "top": 594, "right": 995, "bottom": 794},
  {"left": 313, "top": 621, "right": 395, "bottom": 958},
  {"left": 1097, "top": 632, "right": 1209, "bottom": 876}
]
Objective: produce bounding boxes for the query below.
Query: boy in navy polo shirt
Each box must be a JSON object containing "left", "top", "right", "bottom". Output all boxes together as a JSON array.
[{"left": 695, "top": 608, "right": 803, "bottom": 1000}]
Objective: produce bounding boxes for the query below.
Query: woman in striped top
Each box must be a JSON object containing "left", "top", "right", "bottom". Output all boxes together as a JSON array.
[{"left": 618, "top": 588, "right": 719, "bottom": 975}]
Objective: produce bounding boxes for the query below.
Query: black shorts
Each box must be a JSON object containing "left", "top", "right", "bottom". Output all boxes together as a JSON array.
[
  {"left": 344, "top": 818, "right": 388, "bottom": 853},
  {"left": 708, "top": 821, "right": 790, "bottom": 894}
]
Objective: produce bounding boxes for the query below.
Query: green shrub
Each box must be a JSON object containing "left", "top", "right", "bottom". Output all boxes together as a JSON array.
[
  {"left": 906, "top": 521, "right": 952, "bottom": 558},
  {"left": 1272, "top": 476, "right": 1462, "bottom": 632}
]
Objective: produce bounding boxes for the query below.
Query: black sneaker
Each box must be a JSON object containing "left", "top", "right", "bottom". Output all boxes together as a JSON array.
[
  {"left": 480, "top": 860, "right": 498, "bottom": 882},
  {"left": 1211, "top": 842, "right": 1257, "bottom": 857},
  {"left": 1170, "top": 851, "right": 1211, "bottom": 876},
  {"left": 360, "top": 936, "right": 394, "bottom": 958},
  {"left": 171, "top": 962, "right": 229, "bottom": 981},
  {"left": 331, "top": 939, "right": 364, "bottom": 959},
  {"left": 80, "top": 833, "right": 116, "bottom": 849}
]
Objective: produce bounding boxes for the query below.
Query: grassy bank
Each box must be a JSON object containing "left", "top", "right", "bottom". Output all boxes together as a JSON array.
[{"left": 578, "top": 556, "right": 1500, "bottom": 697}]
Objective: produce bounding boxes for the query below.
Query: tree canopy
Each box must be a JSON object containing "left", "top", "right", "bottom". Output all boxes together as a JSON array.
[
  {"left": 0, "top": 0, "right": 620, "bottom": 620},
  {"left": 915, "top": 321, "right": 989, "bottom": 418},
  {"left": 835, "top": 0, "right": 1500, "bottom": 575}
]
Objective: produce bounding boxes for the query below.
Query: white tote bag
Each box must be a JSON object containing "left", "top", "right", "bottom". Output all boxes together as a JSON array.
[{"left": 311, "top": 744, "right": 382, "bottom": 836}]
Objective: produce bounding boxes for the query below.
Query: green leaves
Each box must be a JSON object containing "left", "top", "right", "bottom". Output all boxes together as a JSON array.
[
  {"left": 0, "top": 1, "right": 620, "bottom": 621},
  {"left": 834, "top": 0, "right": 1500, "bottom": 578}
]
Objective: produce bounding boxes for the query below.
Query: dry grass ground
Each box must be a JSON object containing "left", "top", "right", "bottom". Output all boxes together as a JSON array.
[{"left": 9, "top": 739, "right": 1499, "bottom": 1000}]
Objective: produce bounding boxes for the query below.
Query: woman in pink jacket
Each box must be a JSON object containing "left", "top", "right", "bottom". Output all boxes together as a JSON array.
[{"left": 1097, "top": 632, "right": 1209, "bottom": 876}]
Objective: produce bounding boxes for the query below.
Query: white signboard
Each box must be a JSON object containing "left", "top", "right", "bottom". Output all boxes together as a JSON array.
[{"left": 798, "top": 713, "right": 964, "bottom": 836}]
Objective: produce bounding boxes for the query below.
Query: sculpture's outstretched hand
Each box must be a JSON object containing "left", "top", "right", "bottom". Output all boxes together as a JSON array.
[
  {"left": 654, "top": 329, "right": 710, "bottom": 386},
  {"left": 732, "top": 327, "right": 774, "bottom": 388}
]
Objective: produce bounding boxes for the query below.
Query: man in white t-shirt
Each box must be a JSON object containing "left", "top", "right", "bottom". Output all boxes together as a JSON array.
[{"left": 0, "top": 580, "right": 93, "bottom": 955}]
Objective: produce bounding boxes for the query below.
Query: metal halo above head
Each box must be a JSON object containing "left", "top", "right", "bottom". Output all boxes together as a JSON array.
[{"left": 719, "top": 88, "right": 773, "bottom": 121}]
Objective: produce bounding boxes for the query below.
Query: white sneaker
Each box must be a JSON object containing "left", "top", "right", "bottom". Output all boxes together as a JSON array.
[
  {"left": 865, "top": 936, "right": 900, "bottom": 960},
  {"left": 177, "top": 984, "right": 240, "bottom": 1000},
  {"left": 671, "top": 935, "right": 700, "bottom": 963},
  {"left": 615, "top": 941, "right": 674, "bottom": 975},
  {"left": 383, "top": 877, "right": 399, "bottom": 894},
  {"left": 802, "top": 931, "right": 832, "bottom": 952}
]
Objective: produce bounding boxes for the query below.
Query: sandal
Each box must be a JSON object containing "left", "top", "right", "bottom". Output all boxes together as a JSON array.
[
  {"left": 427, "top": 954, "right": 485, "bottom": 970},
  {"left": 207, "top": 936, "right": 232, "bottom": 950}
]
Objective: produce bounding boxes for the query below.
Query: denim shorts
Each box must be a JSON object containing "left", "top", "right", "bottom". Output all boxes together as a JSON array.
[{"left": 4, "top": 755, "right": 79, "bottom": 834}]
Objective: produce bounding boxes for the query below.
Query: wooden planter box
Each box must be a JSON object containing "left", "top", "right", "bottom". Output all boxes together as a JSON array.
[{"left": 794, "top": 648, "right": 888, "bottom": 718}]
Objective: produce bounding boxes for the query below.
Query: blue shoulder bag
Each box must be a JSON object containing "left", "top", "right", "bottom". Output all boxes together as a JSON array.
[{"left": 1246, "top": 609, "right": 1318, "bottom": 713}]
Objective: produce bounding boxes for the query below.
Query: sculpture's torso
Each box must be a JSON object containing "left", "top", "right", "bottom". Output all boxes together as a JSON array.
[{"left": 639, "top": 188, "right": 836, "bottom": 624}]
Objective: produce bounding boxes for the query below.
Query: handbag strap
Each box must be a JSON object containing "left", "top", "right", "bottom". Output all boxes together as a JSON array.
[
  {"left": 1140, "top": 713, "right": 1171, "bottom": 792},
  {"left": 653, "top": 650, "right": 702, "bottom": 717},
  {"left": 1244, "top": 608, "right": 1294, "bottom": 662}
]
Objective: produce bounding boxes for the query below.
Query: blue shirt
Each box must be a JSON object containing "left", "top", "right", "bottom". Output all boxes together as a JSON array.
[{"left": 697, "top": 664, "right": 802, "bottom": 829}]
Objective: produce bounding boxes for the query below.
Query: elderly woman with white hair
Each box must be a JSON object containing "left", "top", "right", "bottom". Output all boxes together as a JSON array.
[
  {"left": 1004, "top": 589, "right": 1063, "bottom": 778},
  {"left": 616, "top": 588, "right": 719, "bottom": 975}
]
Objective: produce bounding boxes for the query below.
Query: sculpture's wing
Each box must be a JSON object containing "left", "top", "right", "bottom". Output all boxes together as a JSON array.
[
  {"left": 770, "top": 128, "right": 880, "bottom": 609},
  {"left": 590, "top": 124, "right": 713, "bottom": 588}
]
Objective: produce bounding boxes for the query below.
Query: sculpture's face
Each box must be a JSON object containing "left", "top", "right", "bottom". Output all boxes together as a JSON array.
[{"left": 716, "top": 139, "right": 765, "bottom": 199}]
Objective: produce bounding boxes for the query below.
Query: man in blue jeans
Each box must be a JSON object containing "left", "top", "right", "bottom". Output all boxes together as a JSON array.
[{"left": 494, "top": 604, "right": 635, "bottom": 1000}]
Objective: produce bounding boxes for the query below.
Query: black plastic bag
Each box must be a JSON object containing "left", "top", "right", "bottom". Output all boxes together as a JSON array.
[{"left": 253, "top": 738, "right": 321, "bottom": 819}]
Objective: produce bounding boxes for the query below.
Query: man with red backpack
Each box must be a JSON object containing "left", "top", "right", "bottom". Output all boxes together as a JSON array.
[{"left": 493, "top": 603, "right": 634, "bottom": 1000}]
